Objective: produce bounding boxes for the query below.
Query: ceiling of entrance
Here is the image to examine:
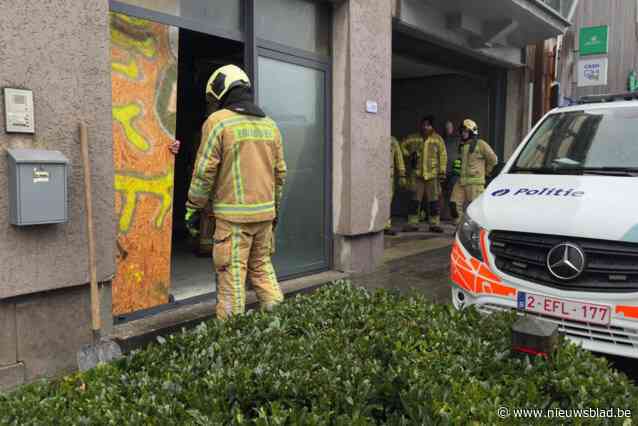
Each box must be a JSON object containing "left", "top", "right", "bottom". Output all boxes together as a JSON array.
[{"left": 392, "top": 54, "right": 458, "bottom": 79}]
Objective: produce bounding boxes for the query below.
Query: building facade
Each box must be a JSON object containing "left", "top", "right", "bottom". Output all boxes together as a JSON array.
[
  {"left": 0, "top": 0, "right": 571, "bottom": 390},
  {"left": 559, "top": 0, "right": 636, "bottom": 101}
]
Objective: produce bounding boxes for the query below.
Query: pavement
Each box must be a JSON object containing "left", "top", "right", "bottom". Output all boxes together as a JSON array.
[{"left": 352, "top": 217, "right": 456, "bottom": 303}]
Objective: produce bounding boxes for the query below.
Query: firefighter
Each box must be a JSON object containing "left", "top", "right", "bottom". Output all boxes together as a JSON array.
[
  {"left": 451, "top": 119, "right": 498, "bottom": 225},
  {"left": 403, "top": 116, "right": 447, "bottom": 233},
  {"left": 385, "top": 136, "right": 407, "bottom": 236},
  {"left": 185, "top": 65, "right": 286, "bottom": 320}
]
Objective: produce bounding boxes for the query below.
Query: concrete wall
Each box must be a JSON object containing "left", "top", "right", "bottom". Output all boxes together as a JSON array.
[
  {"left": 0, "top": 1, "right": 116, "bottom": 299},
  {"left": 391, "top": 75, "right": 490, "bottom": 141},
  {"left": 0, "top": 0, "right": 115, "bottom": 390},
  {"left": 332, "top": 0, "right": 392, "bottom": 273}
]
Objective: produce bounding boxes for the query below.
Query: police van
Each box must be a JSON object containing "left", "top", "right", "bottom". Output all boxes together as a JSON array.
[{"left": 451, "top": 93, "right": 638, "bottom": 358}]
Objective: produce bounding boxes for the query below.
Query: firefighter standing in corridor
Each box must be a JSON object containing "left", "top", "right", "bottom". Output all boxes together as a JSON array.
[
  {"left": 451, "top": 119, "right": 498, "bottom": 225},
  {"left": 185, "top": 65, "right": 286, "bottom": 320},
  {"left": 385, "top": 136, "right": 407, "bottom": 235},
  {"left": 402, "top": 116, "right": 447, "bottom": 233}
]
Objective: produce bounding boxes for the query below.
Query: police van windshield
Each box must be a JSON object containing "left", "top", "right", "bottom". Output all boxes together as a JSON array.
[{"left": 511, "top": 108, "right": 638, "bottom": 176}]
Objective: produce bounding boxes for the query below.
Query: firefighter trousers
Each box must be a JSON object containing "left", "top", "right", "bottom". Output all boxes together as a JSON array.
[
  {"left": 450, "top": 183, "right": 485, "bottom": 224},
  {"left": 213, "top": 219, "right": 283, "bottom": 320},
  {"left": 409, "top": 178, "right": 441, "bottom": 225}
]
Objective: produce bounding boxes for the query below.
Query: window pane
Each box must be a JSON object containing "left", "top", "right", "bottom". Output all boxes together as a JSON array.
[
  {"left": 116, "top": 0, "right": 242, "bottom": 34},
  {"left": 256, "top": 0, "right": 330, "bottom": 55},
  {"left": 258, "top": 56, "right": 328, "bottom": 276}
]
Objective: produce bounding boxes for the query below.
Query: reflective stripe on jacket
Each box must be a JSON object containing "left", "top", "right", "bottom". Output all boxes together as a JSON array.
[
  {"left": 459, "top": 139, "right": 498, "bottom": 186},
  {"left": 187, "top": 109, "right": 287, "bottom": 223}
]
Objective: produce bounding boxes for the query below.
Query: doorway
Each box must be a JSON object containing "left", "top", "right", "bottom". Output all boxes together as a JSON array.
[
  {"left": 387, "top": 29, "right": 504, "bottom": 233},
  {"left": 171, "top": 29, "right": 244, "bottom": 302}
]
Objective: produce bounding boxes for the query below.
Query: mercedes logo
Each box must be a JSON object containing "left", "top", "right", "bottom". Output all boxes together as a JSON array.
[{"left": 546, "top": 243, "right": 586, "bottom": 281}]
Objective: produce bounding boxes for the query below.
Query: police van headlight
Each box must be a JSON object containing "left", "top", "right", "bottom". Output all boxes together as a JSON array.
[{"left": 458, "top": 214, "right": 484, "bottom": 261}]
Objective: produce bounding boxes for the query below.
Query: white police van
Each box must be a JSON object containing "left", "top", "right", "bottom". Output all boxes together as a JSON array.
[{"left": 451, "top": 93, "right": 638, "bottom": 358}]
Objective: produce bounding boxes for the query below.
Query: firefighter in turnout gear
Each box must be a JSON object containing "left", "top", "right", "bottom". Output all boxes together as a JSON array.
[
  {"left": 185, "top": 65, "right": 286, "bottom": 320},
  {"left": 402, "top": 116, "right": 447, "bottom": 233},
  {"left": 451, "top": 119, "right": 498, "bottom": 225},
  {"left": 385, "top": 136, "right": 407, "bottom": 235}
]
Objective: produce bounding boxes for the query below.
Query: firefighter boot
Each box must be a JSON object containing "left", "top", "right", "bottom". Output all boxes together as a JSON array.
[
  {"left": 428, "top": 201, "right": 444, "bottom": 233},
  {"left": 403, "top": 200, "right": 421, "bottom": 232}
]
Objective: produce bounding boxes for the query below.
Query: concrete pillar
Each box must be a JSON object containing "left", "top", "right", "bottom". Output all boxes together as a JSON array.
[{"left": 332, "top": 0, "right": 392, "bottom": 273}]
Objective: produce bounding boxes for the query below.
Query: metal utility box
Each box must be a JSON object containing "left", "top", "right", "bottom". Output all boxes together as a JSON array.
[{"left": 7, "top": 148, "right": 69, "bottom": 226}]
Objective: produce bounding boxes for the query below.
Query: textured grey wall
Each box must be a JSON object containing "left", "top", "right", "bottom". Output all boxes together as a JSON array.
[
  {"left": 0, "top": 1, "right": 116, "bottom": 298},
  {"left": 333, "top": 0, "right": 392, "bottom": 237}
]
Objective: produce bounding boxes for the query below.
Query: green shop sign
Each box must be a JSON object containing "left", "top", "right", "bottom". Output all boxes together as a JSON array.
[{"left": 579, "top": 25, "right": 609, "bottom": 56}]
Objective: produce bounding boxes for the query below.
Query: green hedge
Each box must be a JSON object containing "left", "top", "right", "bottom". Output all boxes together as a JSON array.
[{"left": 1, "top": 282, "right": 637, "bottom": 425}]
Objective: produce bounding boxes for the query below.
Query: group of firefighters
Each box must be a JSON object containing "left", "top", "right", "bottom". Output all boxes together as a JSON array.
[
  {"left": 183, "top": 64, "right": 499, "bottom": 320},
  {"left": 386, "top": 116, "right": 498, "bottom": 235}
]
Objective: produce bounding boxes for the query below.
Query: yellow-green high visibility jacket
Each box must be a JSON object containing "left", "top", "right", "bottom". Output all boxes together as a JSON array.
[
  {"left": 459, "top": 138, "right": 498, "bottom": 186},
  {"left": 400, "top": 133, "right": 423, "bottom": 178},
  {"left": 391, "top": 136, "right": 406, "bottom": 182},
  {"left": 401, "top": 132, "right": 447, "bottom": 180},
  {"left": 187, "top": 109, "right": 287, "bottom": 223},
  {"left": 421, "top": 132, "right": 447, "bottom": 180}
]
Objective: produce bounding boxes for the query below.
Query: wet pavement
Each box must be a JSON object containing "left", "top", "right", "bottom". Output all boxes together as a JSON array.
[{"left": 352, "top": 243, "right": 454, "bottom": 303}]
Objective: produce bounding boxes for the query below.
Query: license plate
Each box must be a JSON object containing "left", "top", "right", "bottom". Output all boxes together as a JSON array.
[{"left": 517, "top": 292, "right": 611, "bottom": 325}]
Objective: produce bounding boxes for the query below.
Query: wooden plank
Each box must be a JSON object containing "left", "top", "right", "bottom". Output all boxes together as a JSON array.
[{"left": 110, "top": 13, "right": 178, "bottom": 316}]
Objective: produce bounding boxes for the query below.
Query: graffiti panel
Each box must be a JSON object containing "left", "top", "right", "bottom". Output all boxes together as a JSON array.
[{"left": 110, "top": 12, "right": 178, "bottom": 315}]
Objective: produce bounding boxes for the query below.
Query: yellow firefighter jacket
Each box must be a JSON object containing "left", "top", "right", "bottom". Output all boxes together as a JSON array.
[
  {"left": 459, "top": 138, "right": 498, "bottom": 186},
  {"left": 391, "top": 136, "right": 406, "bottom": 183},
  {"left": 401, "top": 132, "right": 447, "bottom": 181},
  {"left": 187, "top": 109, "right": 287, "bottom": 223}
]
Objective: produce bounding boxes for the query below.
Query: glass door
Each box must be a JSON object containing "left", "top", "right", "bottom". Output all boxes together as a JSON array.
[{"left": 258, "top": 54, "right": 330, "bottom": 277}]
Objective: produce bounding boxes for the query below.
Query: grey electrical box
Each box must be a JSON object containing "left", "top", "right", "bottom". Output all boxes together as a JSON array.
[{"left": 7, "top": 148, "right": 69, "bottom": 226}]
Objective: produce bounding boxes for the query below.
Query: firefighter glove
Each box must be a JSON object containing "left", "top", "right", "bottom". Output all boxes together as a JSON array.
[
  {"left": 185, "top": 207, "right": 201, "bottom": 238},
  {"left": 452, "top": 159, "right": 462, "bottom": 175}
]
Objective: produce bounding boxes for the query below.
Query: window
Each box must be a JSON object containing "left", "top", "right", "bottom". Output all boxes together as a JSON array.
[{"left": 255, "top": 0, "right": 331, "bottom": 55}]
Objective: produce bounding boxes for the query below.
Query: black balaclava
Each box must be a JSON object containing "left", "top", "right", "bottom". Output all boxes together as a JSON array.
[{"left": 219, "top": 86, "right": 266, "bottom": 118}]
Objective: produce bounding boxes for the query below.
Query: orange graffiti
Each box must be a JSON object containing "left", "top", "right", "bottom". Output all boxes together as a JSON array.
[{"left": 110, "top": 12, "right": 177, "bottom": 316}]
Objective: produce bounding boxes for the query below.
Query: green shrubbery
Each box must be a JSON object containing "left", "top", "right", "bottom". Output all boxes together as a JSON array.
[{"left": 1, "top": 281, "right": 637, "bottom": 425}]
